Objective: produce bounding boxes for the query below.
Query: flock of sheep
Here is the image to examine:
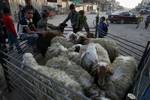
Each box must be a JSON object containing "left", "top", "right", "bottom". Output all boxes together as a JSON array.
[{"left": 22, "top": 31, "right": 137, "bottom": 100}]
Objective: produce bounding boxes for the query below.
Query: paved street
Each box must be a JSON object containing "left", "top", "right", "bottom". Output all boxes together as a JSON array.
[{"left": 48, "top": 14, "right": 150, "bottom": 46}]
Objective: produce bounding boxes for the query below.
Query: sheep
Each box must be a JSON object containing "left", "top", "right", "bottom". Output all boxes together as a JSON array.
[
  {"left": 91, "top": 38, "right": 119, "bottom": 62},
  {"left": 46, "top": 56, "right": 94, "bottom": 90},
  {"left": 22, "top": 53, "right": 84, "bottom": 100},
  {"left": 45, "top": 42, "right": 68, "bottom": 60},
  {"left": 51, "top": 36, "right": 74, "bottom": 48},
  {"left": 94, "top": 56, "right": 137, "bottom": 100},
  {"left": 80, "top": 43, "right": 113, "bottom": 89},
  {"left": 108, "top": 56, "right": 137, "bottom": 100}
]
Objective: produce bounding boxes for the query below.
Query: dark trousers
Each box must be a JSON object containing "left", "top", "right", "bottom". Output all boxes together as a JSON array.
[
  {"left": 7, "top": 32, "right": 21, "bottom": 51},
  {"left": 145, "top": 21, "right": 150, "bottom": 29},
  {"left": 72, "top": 25, "right": 79, "bottom": 33}
]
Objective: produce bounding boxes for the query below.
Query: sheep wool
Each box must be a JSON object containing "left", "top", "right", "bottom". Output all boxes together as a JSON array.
[
  {"left": 46, "top": 56, "right": 93, "bottom": 90},
  {"left": 51, "top": 36, "right": 74, "bottom": 48},
  {"left": 109, "top": 56, "right": 137, "bottom": 99},
  {"left": 45, "top": 42, "right": 68, "bottom": 60},
  {"left": 91, "top": 38, "right": 119, "bottom": 62},
  {"left": 22, "top": 53, "right": 83, "bottom": 100},
  {"left": 80, "top": 43, "right": 111, "bottom": 75},
  {"left": 67, "top": 52, "right": 81, "bottom": 65}
]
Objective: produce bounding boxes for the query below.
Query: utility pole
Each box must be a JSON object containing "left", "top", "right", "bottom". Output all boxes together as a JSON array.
[{"left": 95, "top": 1, "right": 100, "bottom": 38}]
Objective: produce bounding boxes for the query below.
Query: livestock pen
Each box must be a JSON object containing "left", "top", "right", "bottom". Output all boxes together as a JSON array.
[{"left": 0, "top": 27, "right": 149, "bottom": 100}]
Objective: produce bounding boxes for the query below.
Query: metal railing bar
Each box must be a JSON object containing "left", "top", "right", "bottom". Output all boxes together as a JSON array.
[
  {"left": 9, "top": 83, "right": 36, "bottom": 100},
  {"left": 108, "top": 35, "right": 145, "bottom": 53},
  {"left": 108, "top": 33, "right": 146, "bottom": 48},
  {"left": 4, "top": 60, "right": 69, "bottom": 100},
  {"left": 4, "top": 63, "right": 60, "bottom": 100},
  {"left": 117, "top": 44, "right": 142, "bottom": 57},
  {"left": 1, "top": 51, "right": 89, "bottom": 100}
]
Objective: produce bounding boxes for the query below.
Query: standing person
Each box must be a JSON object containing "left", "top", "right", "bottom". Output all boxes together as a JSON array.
[
  {"left": 97, "top": 16, "right": 109, "bottom": 38},
  {"left": 37, "top": 9, "right": 49, "bottom": 31},
  {"left": 19, "top": 8, "right": 38, "bottom": 47},
  {"left": 136, "top": 13, "right": 144, "bottom": 29},
  {"left": 0, "top": 11, "right": 7, "bottom": 48},
  {"left": 145, "top": 15, "right": 150, "bottom": 29},
  {"left": 3, "top": 7, "right": 22, "bottom": 52},
  {"left": 76, "top": 10, "right": 90, "bottom": 34},
  {"left": 62, "top": 4, "right": 79, "bottom": 33},
  {"left": 21, "top": 0, "right": 41, "bottom": 27},
  {"left": 17, "top": 4, "right": 24, "bottom": 32}
]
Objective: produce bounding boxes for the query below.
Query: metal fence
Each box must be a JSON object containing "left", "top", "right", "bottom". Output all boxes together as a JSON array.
[
  {"left": 0, "top": 27, "right": 150, "bottom": 100},
  {"left": 1, "top": 42, "right": 89, "bottom": 100}
]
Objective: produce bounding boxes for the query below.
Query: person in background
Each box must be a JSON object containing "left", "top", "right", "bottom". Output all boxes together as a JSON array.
[
  {"left": 21, "top": 0, "right": 41, "bottom": 27},
  {"left": 3, "top": 7, "right": 22, "bottom": 53},
  {"left": 0, "top": 11, "right": 7, "bottom": 48},
  {"left": 145, "top": 15, "right": 150, "bottom": 29},
  {"left": 19, "top": 8, "right": 38, "bottom": 48},
  {"left": 17, "top": 4, "right": 24, "bottom": 32},
  {"left": 37, "top": 9, "right": 49, "bottom": 31},
  {"left": 76, "top": 10, "right": 90, "bottom": 34},
  {"left": 97, "top": 16, "right": 109, "bottom": 38},
  {"left": 62, "top": 4, "right": 79, "bottom": 33},
  {"left": 136, "top": 13, "right": 144, "bottom": 29}
]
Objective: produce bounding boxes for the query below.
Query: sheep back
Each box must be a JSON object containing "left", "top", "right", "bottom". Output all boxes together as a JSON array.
[
  {"left": 46, "top": 56, "right": 93, "bottom": 90},
  {"left": 51, "top": 36, "right": 74, "bottom": 48},
  {"left": 23, "top": 53, "right": 83, "bottom": 100},
  {"left": 91, "top": 38, "right": 119, "bottom": 62},
  {"left": 45, "top": 42, "right": 68, "bottom": 60},
  {"left": 110, "top": 56, "right": 137, "bottom": 99}
]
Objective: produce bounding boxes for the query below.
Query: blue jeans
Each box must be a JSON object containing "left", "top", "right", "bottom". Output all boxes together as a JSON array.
[{"left": 7, "top": 32, "right": 22, "bottom": 51}]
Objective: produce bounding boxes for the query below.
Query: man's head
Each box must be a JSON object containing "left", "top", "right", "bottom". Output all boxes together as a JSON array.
[
  {"left": 41, "top": 9, "right": 49, "bottom": 19},
  {"left": 69, "top": 4, "right": 75, "bottom": 11},
  {"left": 25, "top": 0, "right": 32, "bottom": 6},
  {"left": 79, "top": 10, "right": 84, "bottom": 16},
  {"left": 25, "top": 8, "right": 33, "bottom": 19},
  {"left": 100, "top": 16, "right": 106, "bottom": 22}
]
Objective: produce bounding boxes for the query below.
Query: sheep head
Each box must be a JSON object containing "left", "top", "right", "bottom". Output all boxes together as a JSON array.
[
  {"left": 77, "top": 36, "right": 90, "bottom": 45},
  {"left": 94, "top": 62, "right": 113, "bottom": 89}
]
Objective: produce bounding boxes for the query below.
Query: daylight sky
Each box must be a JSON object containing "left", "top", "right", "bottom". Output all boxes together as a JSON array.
[{"left": 116, "top": 0, "right": 142, "bottom": 8}]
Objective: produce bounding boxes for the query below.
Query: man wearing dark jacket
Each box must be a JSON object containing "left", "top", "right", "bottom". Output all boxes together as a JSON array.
[
  {"left": 21, "top": 0, "right": 41, "bottom": 27},
  {"left": 62, "top": 4, "right": 79, "bottom": 33}
]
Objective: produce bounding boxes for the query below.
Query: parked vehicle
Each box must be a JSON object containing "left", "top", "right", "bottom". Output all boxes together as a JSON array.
[
  {"left": 108, "top": 12, "right": 138, "bottom": 24},
  {"left": 139, "top": 9, "right": 150, "bottom": 15}
]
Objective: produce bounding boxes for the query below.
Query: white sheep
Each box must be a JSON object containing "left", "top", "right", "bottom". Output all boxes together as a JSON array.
[
  {"left": 45, "top": 42, "right": 68, "bottom": 60},
  {"left": 22, "top": 53, "right": 84, "bottom": 100},
  {"left": 96, "top": 56, "right": 137, "bottom": 100},
  {"left": 91, "top": 38, "right": 119, "bottom": 62},
  {"left": 46, "top": 56, "right": 94, "bottom": 90},
  {"left": 79, "top": 43, "right": 113, "bottom": 91},
  {"left": 80, "top": 43, "right": 111, "bottom": 76},
  {"left": 51, "top": 36, "right": 74, "bottom": 48}
]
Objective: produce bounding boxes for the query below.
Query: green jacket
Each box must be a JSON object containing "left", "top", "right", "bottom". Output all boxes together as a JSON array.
[{"left": 76, "top": 15, "right": 89, "bottom": 33}]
